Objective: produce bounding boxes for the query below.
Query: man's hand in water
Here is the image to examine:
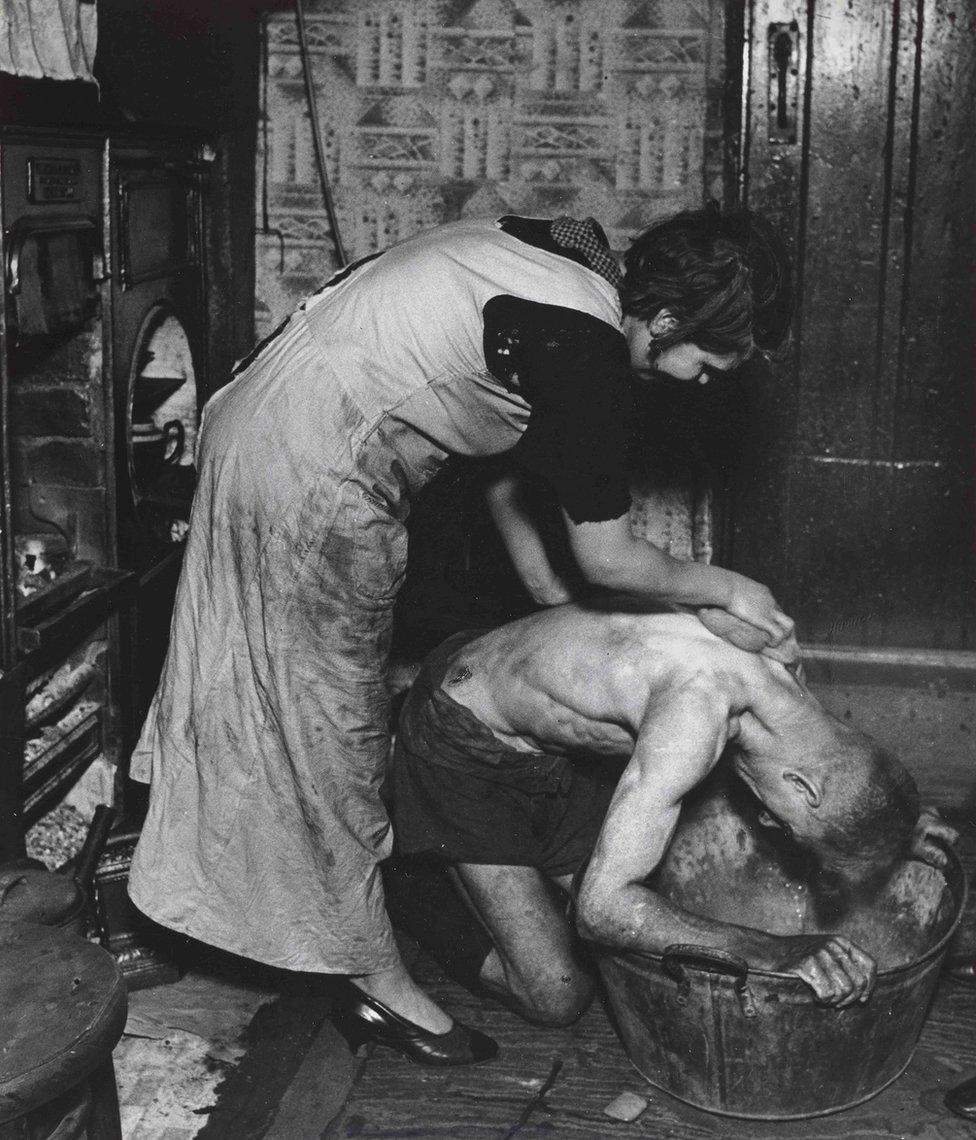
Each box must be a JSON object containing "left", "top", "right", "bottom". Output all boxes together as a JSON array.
[
  {"left": 772, "top": 934, "right": 876, "bottom": 1007},
  {"left": 910, "top": 806, "right": 959, "bottom": 869}
]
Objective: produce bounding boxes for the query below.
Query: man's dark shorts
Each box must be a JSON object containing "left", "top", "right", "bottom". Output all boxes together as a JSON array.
[{"left": 389, "top": 630, "right": 620, "bottom": 878}]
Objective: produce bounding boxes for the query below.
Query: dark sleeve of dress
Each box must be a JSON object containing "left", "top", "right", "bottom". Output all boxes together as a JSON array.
[{"left": 483, "top": 294, "right": 636, "bottom": 524}]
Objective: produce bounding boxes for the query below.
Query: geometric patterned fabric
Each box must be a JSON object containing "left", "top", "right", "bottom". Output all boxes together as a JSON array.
[
  {"left": 256, "top": 0, "right": 724, "bottom": 562},
  {"left": 256, "top": 0, "right": 725, "bottom": 333}
]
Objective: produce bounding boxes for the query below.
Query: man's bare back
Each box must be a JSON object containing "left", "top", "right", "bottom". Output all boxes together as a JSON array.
[
  {"left": 439, "top": 605, "right": 793, "bottom": 761},
  {"left": 387, "top": 604, "right": 938, "bottom": 1014}
]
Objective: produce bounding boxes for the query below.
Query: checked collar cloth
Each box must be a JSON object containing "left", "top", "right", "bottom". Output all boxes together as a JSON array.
[{"left": 551, "top": 216, "right": 622, "bottom": 290}]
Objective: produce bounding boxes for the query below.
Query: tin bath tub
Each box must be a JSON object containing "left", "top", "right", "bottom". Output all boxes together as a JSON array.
[{"left": 597, "top": 775, "right": 966, "bottom": 1120}]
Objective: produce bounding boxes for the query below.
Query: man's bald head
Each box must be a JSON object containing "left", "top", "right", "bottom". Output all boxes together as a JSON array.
[{"left": 805, "top": 731, "right": 920, "bottom": 921}]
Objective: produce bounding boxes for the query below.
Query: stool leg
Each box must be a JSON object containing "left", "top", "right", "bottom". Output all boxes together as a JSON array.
[{"left": 85, "top": 1058, "right": 122, "bottom": 1140}]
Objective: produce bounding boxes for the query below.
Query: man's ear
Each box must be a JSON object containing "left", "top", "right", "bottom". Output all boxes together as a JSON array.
[
  {"left": 783, "top": 770, "right": 822, "bottom": 808},
  {"left": 648, "top": 309, "right": 678, "bottom": 337}
]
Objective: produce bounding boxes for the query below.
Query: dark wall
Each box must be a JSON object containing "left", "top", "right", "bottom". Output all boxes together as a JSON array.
[
  {"left": 1, "top": 0, "right": 260, "bottom": 133},
  {"left": 94, "top": 0, "right": 261, "bottom": 131},
  {"left": 732, "top": 0, "right": 975, "bottom": 649}
]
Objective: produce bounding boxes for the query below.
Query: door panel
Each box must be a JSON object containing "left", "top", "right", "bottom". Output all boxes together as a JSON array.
[{"left": 732, "top": 0, "right": 975, "bottom": 648}]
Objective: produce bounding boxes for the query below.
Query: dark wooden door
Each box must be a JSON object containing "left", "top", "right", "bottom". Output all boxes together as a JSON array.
[{"left": 728, "top": 0, "right": 974, "bottom": 648}]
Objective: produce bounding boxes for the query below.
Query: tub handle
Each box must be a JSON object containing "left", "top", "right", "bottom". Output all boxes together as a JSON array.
[{"left": 661, "top": 943, "right": 758, "bottom": 1018}]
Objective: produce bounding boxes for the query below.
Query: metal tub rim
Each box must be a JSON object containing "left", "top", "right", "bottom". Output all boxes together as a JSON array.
[
  {"left": 597, "top": 847, "right": 968, "bottom": 1120},
  {"left": 608, "top": 846, "right": 967, "bottom": 984}
]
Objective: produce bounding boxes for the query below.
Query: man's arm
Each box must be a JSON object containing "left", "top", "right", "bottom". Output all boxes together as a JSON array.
[{"left": 575, "top": 678, "right": 875, "bottom": 1006}]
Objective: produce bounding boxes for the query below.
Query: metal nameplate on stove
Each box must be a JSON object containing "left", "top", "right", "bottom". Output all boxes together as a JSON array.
[{"left": 27, "top": 158, "right": 82, "bottom": 203}]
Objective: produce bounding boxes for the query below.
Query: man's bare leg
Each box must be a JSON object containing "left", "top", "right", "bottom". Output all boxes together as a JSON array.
[{"left": 453, "top": 863, "right": 595, "bottom": 1026}]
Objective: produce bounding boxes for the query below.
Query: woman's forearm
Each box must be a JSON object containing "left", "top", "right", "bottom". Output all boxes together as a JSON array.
[
  {"left": 570, "top": 520, "right": 743, "bottom": 609},
  {"left": 563, "top": 511, "right": 791, "bottom": 640},
  {"left": 484, "top": 472, "right": 574, "bottom": 605},
  {"left": 591, "top": 539, "right": 738, "bottom": 608}
]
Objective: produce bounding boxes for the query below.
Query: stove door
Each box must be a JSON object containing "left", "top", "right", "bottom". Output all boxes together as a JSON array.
[
  {"left": 109, "top": 143, "right": 204, "bottom": 575},
  {"left": 116, "top": 166, "right": 194, "bottom": 290},
  {"left": 108, "top": 142, "right": 206, "bottom": 735}
]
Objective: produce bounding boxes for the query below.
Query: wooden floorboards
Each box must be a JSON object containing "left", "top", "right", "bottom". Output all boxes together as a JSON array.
[
  {"left": 324, "top": 962, "right": 976, "bottom": 1139},
  {"left": 324, "top": 822, "right": 976, "bottom": 1139},
  {"left": 196, "top": 973, "right": 338, "bottom": 1140},
  {"left": 146, "top": 792, "right": 976, "bottom": 1138}
]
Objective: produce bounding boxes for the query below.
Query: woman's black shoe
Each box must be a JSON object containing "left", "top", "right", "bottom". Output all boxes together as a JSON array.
[
  {"left": 331, "top": 981, "right": 498, "bottom": 1067},
  {"left": 945, "top": 1073, "right": 976, "bottom": 1120}
]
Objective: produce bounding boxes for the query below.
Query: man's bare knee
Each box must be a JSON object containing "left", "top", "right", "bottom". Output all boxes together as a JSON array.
[{"left": 520, "top": 965, "right": 596, "bottom": 1027}]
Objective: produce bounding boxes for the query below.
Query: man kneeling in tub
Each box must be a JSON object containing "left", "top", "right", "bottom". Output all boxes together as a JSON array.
[{"left": 383, "top": 603, "right": 955, "bottom": 1024}]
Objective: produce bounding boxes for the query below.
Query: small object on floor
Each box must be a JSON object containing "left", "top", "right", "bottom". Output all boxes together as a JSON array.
[
  {"left": 502, "top": 1056, "right": 563, "bottom": 1140},
  {"left": 602, "top": 1091, "right": 649, "bottom": 1123},
  {"left": 331, "top": 979, "right": 498, "bottom": 1067},
  {"left": 944, "top": 954, "right": 976, "bottom": 985},
  {"left": 945, "top": 1072, "right": 976, "bottom": 1121}
]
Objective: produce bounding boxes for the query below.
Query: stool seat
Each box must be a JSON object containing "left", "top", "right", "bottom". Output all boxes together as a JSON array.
[{"left": 0, "top": 924, "right": 127, "bottom": 1124}]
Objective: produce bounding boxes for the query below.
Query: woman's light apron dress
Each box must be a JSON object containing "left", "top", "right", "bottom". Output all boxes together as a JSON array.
[{"left": 128, "top": 218, "right": 621, "bottom": 972}]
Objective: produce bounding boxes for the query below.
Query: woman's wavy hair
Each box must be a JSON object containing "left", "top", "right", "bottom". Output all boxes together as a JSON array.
[{"left": 620, "top": 203, "right": 795, "bottom": 356}]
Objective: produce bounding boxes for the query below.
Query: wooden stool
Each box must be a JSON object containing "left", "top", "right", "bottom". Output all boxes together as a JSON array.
[{"left": 0, "top": 924, "right": 127, "bottom": 1139}]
